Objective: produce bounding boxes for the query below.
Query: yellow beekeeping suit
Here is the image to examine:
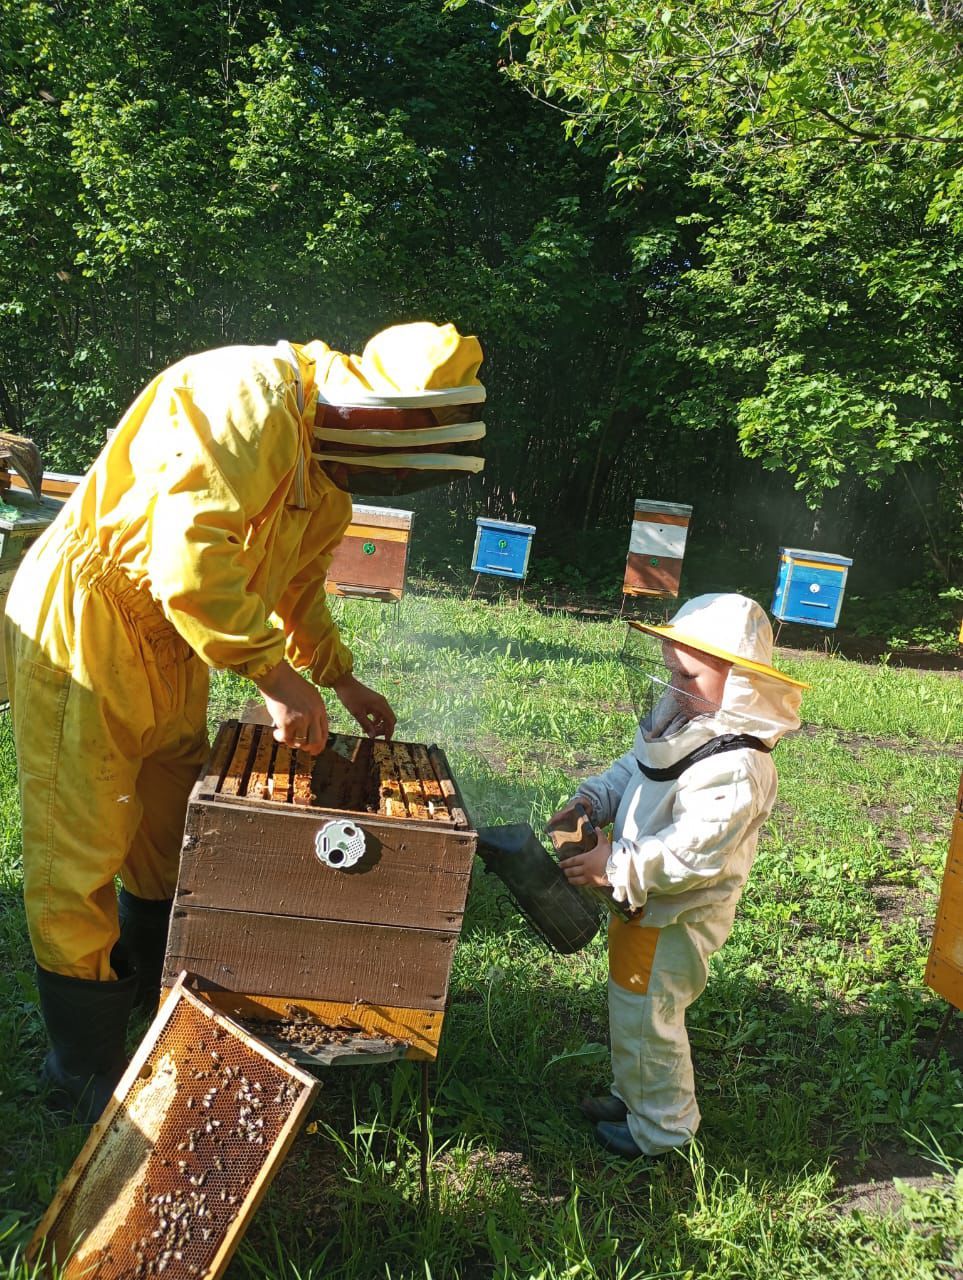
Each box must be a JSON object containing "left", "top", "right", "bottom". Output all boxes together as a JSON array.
[{"left": 3, "top": 341, "right": 353, "bottom": 980}]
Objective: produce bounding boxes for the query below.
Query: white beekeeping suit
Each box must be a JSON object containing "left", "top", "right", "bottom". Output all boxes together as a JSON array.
[{"left": 575, "top": 594, "right": 806, "bottom": 1156}]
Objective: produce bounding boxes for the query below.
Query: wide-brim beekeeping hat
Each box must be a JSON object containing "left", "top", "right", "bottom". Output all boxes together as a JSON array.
[
  {"left": 628, "top": 593, "right": 809, "bottom": 689},
  {"left": 305, "top": 322, "right": 485, "bottom": 496}
]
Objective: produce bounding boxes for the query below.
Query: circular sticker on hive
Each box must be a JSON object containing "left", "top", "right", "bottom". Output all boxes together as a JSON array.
[
  {"left": 315, "top": 819, "right": 366, "bottom": 869},
  {"left": 363, "top": 541, "right": 376, "bottom": 555},
  {"left": 809, "top": 583, "right": 821, "bottom": 594}
]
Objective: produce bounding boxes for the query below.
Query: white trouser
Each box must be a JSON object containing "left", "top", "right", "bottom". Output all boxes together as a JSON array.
[{"left": 607, "top": 909, "right": 735, "bottom": 1155}]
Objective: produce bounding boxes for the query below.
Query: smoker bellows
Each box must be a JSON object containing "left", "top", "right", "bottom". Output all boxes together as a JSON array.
[{"left": 163, "top": 722, "right": 477, "bottom": 1060}]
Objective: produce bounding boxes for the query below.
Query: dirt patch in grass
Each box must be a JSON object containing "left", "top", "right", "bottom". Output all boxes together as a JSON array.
[
  {"left": 435, "top": 1146, "right": 558, "bottom": 1208},
  {"left": 831, "top": 1142, "right": 945, "bottom": 1216},
  {"left": 794, "top": 722, "right": 963, "bottom": 759},
  {"left": 867, "top": 882, "right": 932, "bottom": 933},
  {"left": 777, "top": 635, "right": 963, "bottom": 673}
]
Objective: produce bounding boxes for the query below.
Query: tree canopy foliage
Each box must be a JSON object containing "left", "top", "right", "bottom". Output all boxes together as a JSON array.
[
  {"left": 499, "top": 0, "right": 963, "bottom": 577},
  {"left": 1, "top": 0, "right": 960, "bottom": 585}
]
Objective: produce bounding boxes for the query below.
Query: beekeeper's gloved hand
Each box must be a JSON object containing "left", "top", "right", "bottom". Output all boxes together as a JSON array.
[
  {"left": 332, "top": 673, "right": 396, "bottom": 740},
  {"left": 256, "top": 661, "right": 329, "bottom": 755}
]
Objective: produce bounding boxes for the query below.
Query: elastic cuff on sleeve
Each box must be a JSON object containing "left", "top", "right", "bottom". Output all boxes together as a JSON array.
[
  {"left": 606, "top": 841, "right": 645, "bottom": 910},
  {"left": 229, "top": 642, "right": 287, "bottom": 685},
  {"left": 312, "top": 651, "right": 354, "bottom": 688}
]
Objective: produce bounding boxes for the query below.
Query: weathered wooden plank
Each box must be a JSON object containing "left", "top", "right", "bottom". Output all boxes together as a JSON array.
[
  {"left": 164, "top": 908, "right": 458, "bottom": 1010},
  {"left": 291, "top": 750, "right": 314, "bottom": 806},
  {"left": 175, "top": 800, "right": 475, "bottom": 928},
  {"left": 246, "top": 726, "right": 276, "bottom": 800},
  {"left": 198, "top": 721, "right": 239, "bottom": 798},
  {"left": 220, "top": 723, "right": 256, "bottom": 797},
  {"left": 393, "top": 743, "right": 431, "bottom": 820},
  {"left": 411, "top": 745, "right": 447, "bottom": 819},
  {"left": 427, "top": 745, "right": 470, "bottom": 830},
  {"left": 373, "top": 740, "right": 406, "bottom": 817},
  {"left": 272, "top": 745, "right": 294, "bottom": 804}
]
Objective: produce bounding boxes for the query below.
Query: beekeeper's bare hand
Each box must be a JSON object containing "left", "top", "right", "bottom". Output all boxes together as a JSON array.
[
  {"left": 548, "top": 795, "right": 594, "bottom": 830},
  {"left": 332, "top": 673, "right": 397, "bottom": 740},
  {"left": 256, "top": 660, "right": 329, "bottom": 755},
  {"left": 560, "top": 828, "right": 612, "bottom": 888}
]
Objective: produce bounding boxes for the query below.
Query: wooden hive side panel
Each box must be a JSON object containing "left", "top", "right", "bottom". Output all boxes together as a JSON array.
[
  {"left": 175, "top": 799, "right": 475, "bottom": 929},
  {"left": 164, "top": 910, "right": 457, "bottom": 1010},
  {"left": 326, "top": 532, "right": 409, "bottom": 595}
]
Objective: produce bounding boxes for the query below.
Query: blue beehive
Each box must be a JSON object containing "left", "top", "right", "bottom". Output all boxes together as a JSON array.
[
  {"left": 771, "top": 548, "right": 853, "bottom": 629},
  {"left": 472, "top": 518, "right": 536, "bottom": 581}
]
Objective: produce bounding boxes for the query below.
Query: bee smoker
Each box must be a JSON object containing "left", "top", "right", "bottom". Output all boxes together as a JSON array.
[
  {"left": 474, "top": 823, "right": 602, "bottom": 954},
  {"left": 546, "top": 803, "right": 636, "bottom": 923}
]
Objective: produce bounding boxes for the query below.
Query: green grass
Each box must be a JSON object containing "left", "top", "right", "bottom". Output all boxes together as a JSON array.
[{"left": 2, "top": 593, "right": 962, "bottom": 1278}]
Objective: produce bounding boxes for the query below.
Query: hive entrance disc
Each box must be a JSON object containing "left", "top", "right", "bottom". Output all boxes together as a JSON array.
[{"left": 315, "top": 818, "right": 366, "bottom": 868}]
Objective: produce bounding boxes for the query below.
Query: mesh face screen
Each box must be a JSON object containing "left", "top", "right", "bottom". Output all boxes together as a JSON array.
[{"left": 32, "top": 992, "right": 315, "bottom": 1280}]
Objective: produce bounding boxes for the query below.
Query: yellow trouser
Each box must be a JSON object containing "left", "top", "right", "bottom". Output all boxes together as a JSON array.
[{"left": 3, "top": 538, "right": 209, "bottom": 981}]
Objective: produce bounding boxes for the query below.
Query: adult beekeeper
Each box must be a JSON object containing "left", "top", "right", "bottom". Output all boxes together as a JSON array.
[
  {"left": 3, "top": 321, "right": 486, "bottom": 1121},
  {"left": 554, "top": 593, "right": 806, "bottom": 1160}
]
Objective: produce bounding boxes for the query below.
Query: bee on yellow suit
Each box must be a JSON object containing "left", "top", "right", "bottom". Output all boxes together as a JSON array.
[{"left": 3, "top": 322, "right": 485, "bottom": 1121}]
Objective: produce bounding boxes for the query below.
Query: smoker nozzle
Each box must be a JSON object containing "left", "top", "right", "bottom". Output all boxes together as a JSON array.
[{"left": 475, "top": 823, "right": 602, "bottom": 954}]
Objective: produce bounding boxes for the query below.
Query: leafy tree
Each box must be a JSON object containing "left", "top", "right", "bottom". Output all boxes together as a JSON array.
[{"left": 501, "top": 0, "right": 963, "bottom": 577}]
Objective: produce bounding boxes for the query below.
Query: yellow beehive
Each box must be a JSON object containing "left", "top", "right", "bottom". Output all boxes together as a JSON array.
[{"left": 925, "top": 770, "right": 963, "bottom": 1010}]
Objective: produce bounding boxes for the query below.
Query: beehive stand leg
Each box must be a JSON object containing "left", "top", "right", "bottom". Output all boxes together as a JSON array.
[
  {"left": 469, "top": 573, "right": 480, "bottom": 598},
  {"left": 909, "top": 1002, "right": 957, "bottom": 1103},
  {"left": 419, "top": 1060, "right": 431, "bottom": 1201},
  {"left": 773, "top": 619, "right": 784, "bottom": 645}
]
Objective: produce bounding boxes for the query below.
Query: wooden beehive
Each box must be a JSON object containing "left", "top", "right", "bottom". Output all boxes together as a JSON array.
[
  {"left": 8, "top": 468, "right": 81, "bottom": 500},
  {"left": 325, "top": 504, "right": 413, "bottom": 602},
  {"left": 164, "top": 723, "right": 476, "bottom": 1063},
  {"left": 925, "top": 769, "right": 963, "bottom": 1011},
  {"left": 622, "top": 499, "right": 692, "bottom": 599}
]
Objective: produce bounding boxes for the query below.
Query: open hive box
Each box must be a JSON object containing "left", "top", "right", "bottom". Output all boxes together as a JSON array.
[
  {"left": 164, "top": 722, "right": 477, "bottom": 1064},
  {"left": 28, "top": 975, "right": 317, "bottom": 1280}
]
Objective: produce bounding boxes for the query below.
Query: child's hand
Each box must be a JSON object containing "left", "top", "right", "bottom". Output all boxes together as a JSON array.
[
  {"left": 560, "top": 827, "right": 612, "bottom": 888},
  {"left": 549, "top": 796, "right": 593, "bottom": 829}
]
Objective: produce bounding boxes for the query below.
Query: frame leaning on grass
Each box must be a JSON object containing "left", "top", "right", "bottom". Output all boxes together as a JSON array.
[{"left": 1, "top": 593, "right": 962, "bottom": 1279}]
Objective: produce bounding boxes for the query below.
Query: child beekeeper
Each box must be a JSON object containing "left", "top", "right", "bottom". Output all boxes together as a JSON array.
[
  {"left": 555, "top": 592, "right": 805, "bottom": 1159},
  {"left": 3, "top": 321, "right": 486, "bottom": 1122}
]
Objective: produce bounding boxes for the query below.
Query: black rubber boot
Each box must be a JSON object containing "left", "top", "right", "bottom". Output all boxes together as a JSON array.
[
  {"left": 36, "top": 964, "right": 137, "bottom": 1125},
  {"left": 580, "top": 1093, "right": 629, "bottom": 1123},
  {"left": 118, "top": 888, "right": 173, "bottom": 1012}
]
